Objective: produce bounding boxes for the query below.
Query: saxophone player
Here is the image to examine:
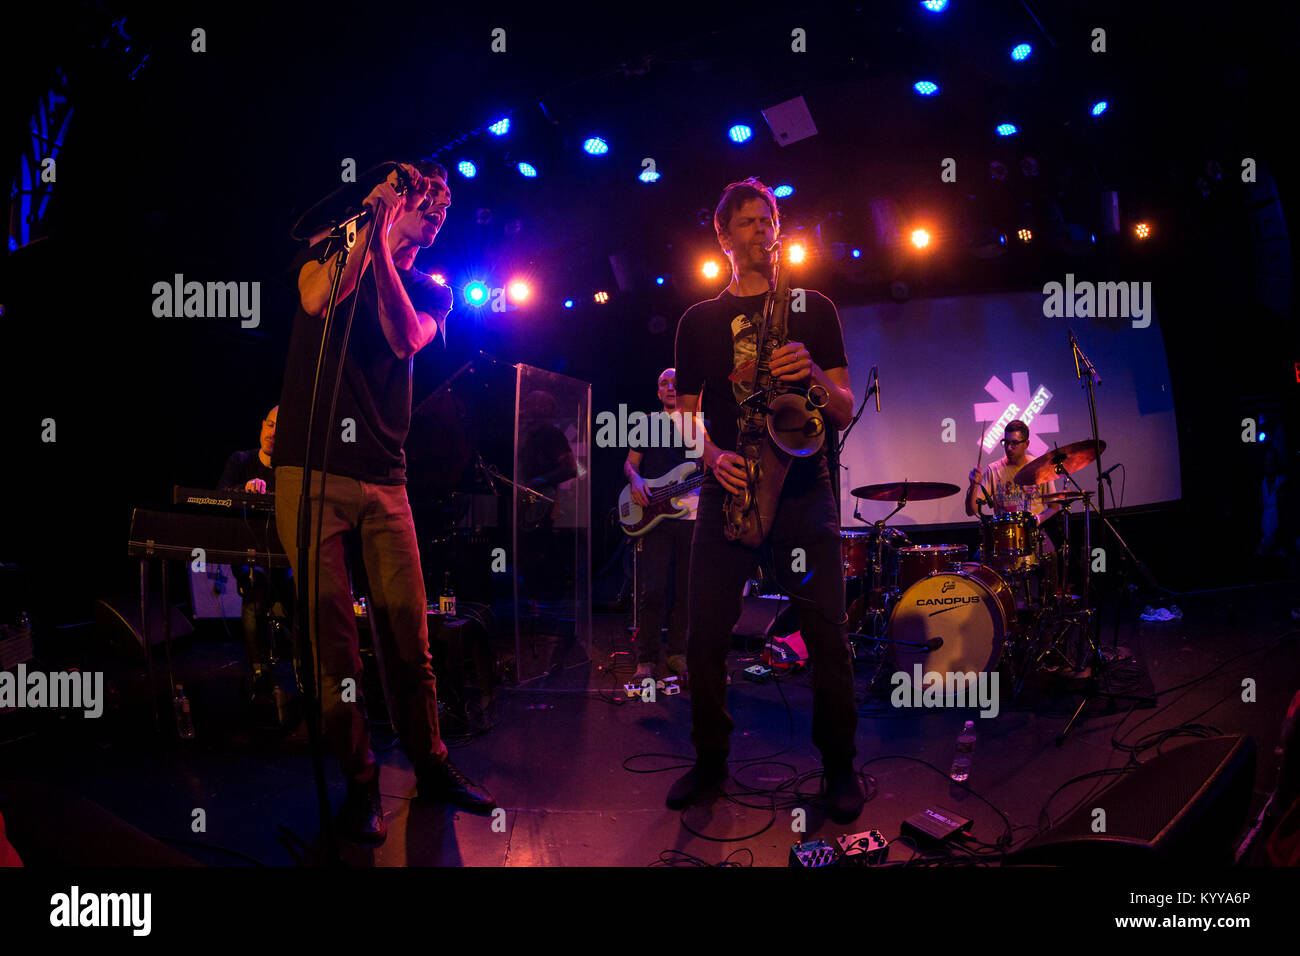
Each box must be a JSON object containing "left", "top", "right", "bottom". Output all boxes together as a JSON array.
[{"left": 670, "top": 178, "right": 864, "bottom": 822}]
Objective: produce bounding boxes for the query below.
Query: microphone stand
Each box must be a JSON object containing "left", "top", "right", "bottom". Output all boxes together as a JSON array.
[{"left": 1055, "top": 332, "right": 1157, "bottom": 744}]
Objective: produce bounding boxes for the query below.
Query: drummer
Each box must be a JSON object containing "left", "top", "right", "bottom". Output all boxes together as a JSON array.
[{"left": 965, "top": 420, "right": 1061, "bottom": 549}]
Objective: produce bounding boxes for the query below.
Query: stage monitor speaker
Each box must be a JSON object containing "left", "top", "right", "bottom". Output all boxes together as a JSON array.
[
  {"left": 1008, "top": 735, "right": 1256, "bottom": 866},
  {"left": 732, "top": 594, "right": 793, "bottom": 641}
]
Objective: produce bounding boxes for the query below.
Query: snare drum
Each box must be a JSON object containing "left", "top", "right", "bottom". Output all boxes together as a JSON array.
[
  {"left": 982, "top": 512, "right": 1040, "bottom": 574},
  {"left": 896, "top": 544, "right": 969, "bottom": 591},
  {"left": 840, "top": 527, "right": 905, "bottom": 590}
]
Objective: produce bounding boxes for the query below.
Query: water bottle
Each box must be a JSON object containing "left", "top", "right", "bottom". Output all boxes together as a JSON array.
[
  {"left": 173, "top": 684, "right": 195, "bottom": 740},
  {"left": 439, "top": 572, "right": 456, "bottom": 617},
  {"left": 949, "top": 720, "right": 976, "bottom": 783}
]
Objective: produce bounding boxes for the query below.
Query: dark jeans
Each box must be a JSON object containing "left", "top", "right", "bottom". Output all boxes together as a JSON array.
[
  {"left": 686, "top": 474, "right": 857, "bottom": 767},
  {"left": 274, "top": 465, "right": 446, "bottom": 784},
  {"left": 635, "top": 518, "right": 694, "bottom": 662}
]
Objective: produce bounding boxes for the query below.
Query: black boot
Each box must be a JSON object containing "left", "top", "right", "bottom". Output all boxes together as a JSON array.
[
  {"left": 416, "top": 759, "right": 497, "bottom": 815},
  {"left": 339, "top": 771, "right": 387, "bottom": 844},
  {"left": 665, "top": 755, "right": 727, "bottom": 810},
  {"left": 822, "top": 764, "right": 866, "bottom": 825}
]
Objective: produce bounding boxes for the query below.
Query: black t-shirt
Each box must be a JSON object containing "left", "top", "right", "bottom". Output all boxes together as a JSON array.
[
  {"left": 274, "top": 256, "right": 450, "bottom": 484},
  {"left": 675, "top": 287, "right": 847, "bottom": 489},
  {"left": 218, "top": 449, "right": 275, "bottom": 492}
]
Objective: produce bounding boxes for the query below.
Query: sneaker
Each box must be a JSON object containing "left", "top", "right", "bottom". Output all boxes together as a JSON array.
[
  {"left": 339, "top": 772, "right": 387, "bottom": 844},
  {"left": 665, "top": 654, "right": 687, "bottom": 679},
  {"left": 416, "top": 758, "right": 497, "bottom": 815},
  {"left": 822, "top": 767, "right": 866, "bottom": 824},
  {"left": 665, "top": 757, "right": 727, "bottom": 810}
]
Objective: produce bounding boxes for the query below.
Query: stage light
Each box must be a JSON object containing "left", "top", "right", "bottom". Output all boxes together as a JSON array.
[
  {"left": 920, "top": 0, "right": 949, "bottom": 11},
  {"left": 1011, "top": 43, "right": 1032, "bottom": 61},
  {"left": 787, "top": 242, "right": 806, "bottom": 264},
  {"left": 1134, "top": 222, "right": 1151, "bottom": 240},
  {"left": 702, "top": 260, "right": 720, "bottom": 279},
  {"left": 996, "top": 123, "right": 1018, "bottom": 136},
  {"left": 564, "top": 299, "right": 575, "bottom": 309},
  {"left": 488, "top": 118, "right": 510, "bottom": 136},
  {"left": 594, "top": 291, "right": 610, "bottom": 304},
  {"left": 728, "top": 124, "right": 753, "bottom": 144},
  {"left": 1017, "top": 228, "right": 1032, "bottom": 242},
  {"left": 910, "top": 228, "right": 931, "bottom": 249},
  {"left": 851, "top": 248, "right": 861, "bottom": 259},
  {"left": 1091, "top": 100, "right": 1109, "bottom": 116},
  {"left": 913, "top": 80, "right": 939, "bottom": 96},
  {"left": 656, "top": 276, "right": 666, "bottom": 285},
  {"left": 773, "top": 184, "right": 794, "bottom": 198},
  {"left": 464, "top": 281, "right": 489, "bottom": 305},
  {"left": 508, "top": 280, "right": 531, "bottom": 303},
  {"left": 639, "top": 167, "right": 661, "bottom": 183},
  {"left": 457, "top": 160, "right": 477, "bottom": 178},
  {"left": 431, "top": 273, "right": 446, "bottom": 285},
  {"left": 517, "top": 162, "right": 538, "bottom": 178},
  {"left": 583, "top": 137, "right": 609, "bottom": 155},
  {"left": 1259, "top": 431, "right": 1268, "bottom": 442}
]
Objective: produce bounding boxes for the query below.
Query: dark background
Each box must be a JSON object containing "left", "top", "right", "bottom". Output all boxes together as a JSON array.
[{"left": 2, "top": 0, "right": 1296, "bottom": 623}]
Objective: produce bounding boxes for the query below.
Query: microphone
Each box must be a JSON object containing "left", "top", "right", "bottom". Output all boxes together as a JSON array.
[
  {"left": 1100, "top": 462, "right": 1121, "bottom": 480},
  {"left": 295, "top": 162, "right": 423, "bottom": 245},
  {"left": 922, "top": 637, "right": 943, "bottom": 651}
]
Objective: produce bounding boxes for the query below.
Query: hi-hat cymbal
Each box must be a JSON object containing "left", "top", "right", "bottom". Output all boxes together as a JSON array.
[
  {"left": 850, "top": 480, "right": 962, "bottom": 502},
  {"left": 1014, "top": 439, "right": 1107, "bottom": 487}
]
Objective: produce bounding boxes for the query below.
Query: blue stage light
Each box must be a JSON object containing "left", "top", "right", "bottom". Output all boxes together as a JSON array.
[
  {"left": 728, "top": 124, "right": 753, "bottom": 144},
  {"left": 465, "top": 281, "right": 489, "bottom": 306},
  {"left": 913, "top": 80, "right": 939, "bottom": 96},
  {"left": 564, "top": 299, "right": 575, "bottom": 309},
  {"left": 851, "top": 248, "right": 861, "bottom": 259},
  {"left": 488, "top": 118, "right": 510, "bottom": 136},
  {"left": 639, "top": 168, "right": 661, "bottom": 183},
  {"left": 457, "top": 160, "right": 477, "bottom": 178},
  {"left": 996, "top": 123, "right": 1019, "bottom": 136},
  {"left": 1091, "top": 100, "right": 1109, "bottom": 116},
  {"left": 1011, "top": 43, "right": 1032, "bottom": 61},
  {"left": 773, "top": 184, "right": 794, "bottom": 198},
  {"left": 920, "top": 0, "right": 949, "bottom": 11},
  {"left": 656, "top": 276, "right": 665, "bottom": 286},
  {"left": 583, "top": 137, "right": 609, "bottom": 155},
  {"left": 517, "top": 162, "right": 538, "bottom": 178}
]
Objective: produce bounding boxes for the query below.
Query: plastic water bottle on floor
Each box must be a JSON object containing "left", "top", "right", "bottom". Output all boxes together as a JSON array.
[
  {"left": 174, "top": 684, "right": 195, "bottom": 740},
  {"left": 949, "top": 720, "right": 976, "bottom": 783}
]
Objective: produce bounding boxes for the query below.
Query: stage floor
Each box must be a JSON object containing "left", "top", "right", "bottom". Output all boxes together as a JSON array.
[{"left": 2, "top": 584, "right": 1297, "bottom": 867}]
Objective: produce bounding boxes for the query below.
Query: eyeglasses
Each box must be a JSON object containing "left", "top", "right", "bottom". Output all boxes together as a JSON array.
[{"left": 1001, "top": 438, "right": 1027, "bottom": 447}]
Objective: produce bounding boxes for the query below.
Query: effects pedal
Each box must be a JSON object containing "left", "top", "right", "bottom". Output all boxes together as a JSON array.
[
  {"left": 901, "top": 806, "right": 973, "bottom": 847},
  {"left": 742, "top": 664, "right": 774, "bottom": 683},
  {"left": 788, "top": 839, "right": 837, "bottom": 868},
  {"left": 836, "top": 829, "right": 890, "bottom": 865},
  {"left": 661, "top": 676, "right": 681, "bottom": 696}
]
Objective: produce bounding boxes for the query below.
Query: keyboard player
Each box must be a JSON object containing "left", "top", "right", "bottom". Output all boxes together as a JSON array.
[{"left": 218, "top": 404, "right": 291, "bottom": 728}]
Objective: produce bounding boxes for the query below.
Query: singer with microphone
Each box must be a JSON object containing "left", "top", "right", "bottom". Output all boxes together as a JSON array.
[{"left": 272, "top": 161, "right": 495, "bottom": 845}]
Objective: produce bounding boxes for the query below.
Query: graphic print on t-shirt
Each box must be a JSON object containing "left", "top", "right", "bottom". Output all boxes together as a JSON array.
[{"left": 728, "top": 311, "right": 760, "bottom": 404}]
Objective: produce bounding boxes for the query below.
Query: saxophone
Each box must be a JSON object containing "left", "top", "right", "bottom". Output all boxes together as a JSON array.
[{"left": 722, "top": 238, "right": 829, "bottom": 547}]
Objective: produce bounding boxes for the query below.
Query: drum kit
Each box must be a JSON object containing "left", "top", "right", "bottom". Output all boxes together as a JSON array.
[{"left": 843, "top": 439, "right": 1107, "bottom": 703}]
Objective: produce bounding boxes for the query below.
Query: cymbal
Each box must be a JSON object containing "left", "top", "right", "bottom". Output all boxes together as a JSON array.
[
  {"left": 1015, "top": 439, "right": 1107, "bottom": 487},
  {"left": 850, "top": 480, "right": 962, "bottom": 502},
  {"left": 1041, "top": 490, "right": 1091, "bottom": 505}
]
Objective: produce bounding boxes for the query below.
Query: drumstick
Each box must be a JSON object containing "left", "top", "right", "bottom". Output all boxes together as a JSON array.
[{"left": 972, "top": 421, "right": 994, "bottom": 513}]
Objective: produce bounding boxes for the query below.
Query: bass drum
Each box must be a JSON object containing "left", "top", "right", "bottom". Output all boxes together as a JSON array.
[{"left": 888, "top": 563, "right": 1017, "bottom": 687}]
